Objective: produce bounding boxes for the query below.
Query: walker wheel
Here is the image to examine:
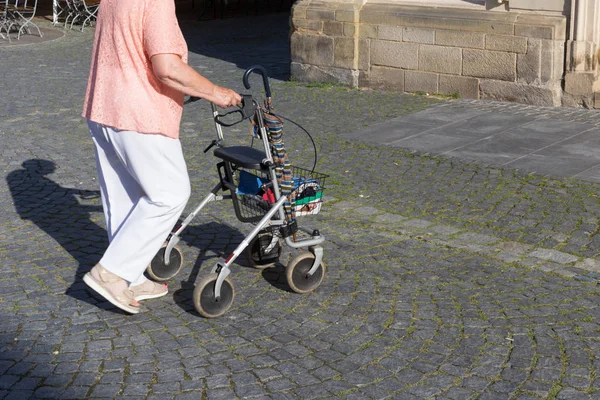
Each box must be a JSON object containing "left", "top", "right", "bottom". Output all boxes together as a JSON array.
[
  {"left": 147, "top": 243, "right": 184, "bottom": 281},
  {"left": 286, "top": 251, "right": 326, "bottom": 294},
  {"left": 193, "top": 273, "right": 235, "bottom": 318},
  {"left": 246, "top": 230, "right": 282, "bottom": 269}
]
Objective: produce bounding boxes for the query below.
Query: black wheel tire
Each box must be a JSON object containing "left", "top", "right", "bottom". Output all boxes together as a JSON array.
[
  {"left": 147, "top": 244, "right": 184, "bottom": 281},
  {"left": 286, "top": 251, "right": 326, "bottom": 294},
  {"left": 246, "top": 231, "right": 282, "bottom": 270},
  {"left": 193, "top": 273, "right": 235, "bottom": 318}
]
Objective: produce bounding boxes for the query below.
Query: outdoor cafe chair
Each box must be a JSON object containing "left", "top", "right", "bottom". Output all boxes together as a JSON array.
[
  {"left": 66, "top": 0, "right": 99, "bottom": 32},
  {"left": 62, "top": 0, "right": 78, "bottom": 29},
  {"left": 0, "top": 0, "right": 11, "bottom": 40},
  {"left": 52, "top": 0, "right": 67, "bottom": 26},
  {"left": 0, "top": 0, "right": 42, "bottom": 42}
]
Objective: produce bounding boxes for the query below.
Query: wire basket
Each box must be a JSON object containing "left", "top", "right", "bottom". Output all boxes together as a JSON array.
[
  {"left": 291, "top": 166, "right": 328, "bottom": 217},
  {"left": 232, "top": 166, "right": 328, "bottom": 222},
  {"left": 232, "top": 168, "right": 273, "bottom": 223}
]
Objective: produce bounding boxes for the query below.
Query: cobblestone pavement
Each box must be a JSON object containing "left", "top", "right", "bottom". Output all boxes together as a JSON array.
[{"left": 2, "top": 13, "right": 600, "bottom": 400}]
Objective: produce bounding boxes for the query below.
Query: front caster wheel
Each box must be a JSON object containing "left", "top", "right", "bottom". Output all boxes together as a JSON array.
[
  {"left": 246, "top": 229, "right": 282, "bottom": 270},
  {"left": 286, "top": 251, "right": 326, "bottom": 294},
  {"left": 147, "top": 243, "right": 184, "bottom": 281},
  {"left": 193, "top": 273, "right": 235, "bottom": 318}
]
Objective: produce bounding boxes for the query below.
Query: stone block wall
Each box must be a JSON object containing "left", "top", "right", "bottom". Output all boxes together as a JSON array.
[{"left": 291, "top": 1, "right": 568, "bottom": 106}]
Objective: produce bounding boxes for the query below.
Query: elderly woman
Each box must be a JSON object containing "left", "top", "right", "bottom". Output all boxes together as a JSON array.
[{"left": 82, "top": 0, "right": 241, "bottom": 313}]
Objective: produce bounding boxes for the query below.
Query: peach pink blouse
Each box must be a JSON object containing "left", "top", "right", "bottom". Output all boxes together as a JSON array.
[{"left": 82, "top": 0, "right": 188, "bottom": 139}]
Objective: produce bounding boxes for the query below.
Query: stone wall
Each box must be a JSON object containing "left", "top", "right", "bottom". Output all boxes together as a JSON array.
[{"left": 291, "top": 1, "right": 568, "bottom": 106}]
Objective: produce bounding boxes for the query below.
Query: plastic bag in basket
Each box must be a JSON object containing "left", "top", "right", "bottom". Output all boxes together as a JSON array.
[{"left": 292, "top": 177, "right": 322, "bottom": 216}]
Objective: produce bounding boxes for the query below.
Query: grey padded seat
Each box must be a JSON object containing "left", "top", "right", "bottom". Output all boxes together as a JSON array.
[{"left": 213, "top": 146, "right": 270, "bottom": 170}]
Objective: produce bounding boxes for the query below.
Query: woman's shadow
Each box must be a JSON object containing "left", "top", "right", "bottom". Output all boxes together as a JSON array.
[
  {"left": 7, "top": 159, "right": 293, "bottom": 314},
  {"left": 6, "top": 159, "right": 108, "bottom": 307}
]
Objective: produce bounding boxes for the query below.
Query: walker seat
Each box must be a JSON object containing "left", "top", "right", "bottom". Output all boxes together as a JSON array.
[{"left": 213, "top": 146, "right": 270, "bottom": 171}]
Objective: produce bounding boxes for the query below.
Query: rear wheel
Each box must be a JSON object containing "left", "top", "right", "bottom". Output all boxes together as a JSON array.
[{"left": 246, "top": 229, "right": 282, "bottom": 269}]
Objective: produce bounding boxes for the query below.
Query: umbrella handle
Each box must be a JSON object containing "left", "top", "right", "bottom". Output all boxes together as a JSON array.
[{"left": 243, "top": 65, "right": 271, "bottom": 98}]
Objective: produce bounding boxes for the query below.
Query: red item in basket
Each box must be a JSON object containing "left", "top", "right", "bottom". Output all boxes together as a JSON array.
[{"left": 262, "top": 188, "right": 275, "bottom": 204}]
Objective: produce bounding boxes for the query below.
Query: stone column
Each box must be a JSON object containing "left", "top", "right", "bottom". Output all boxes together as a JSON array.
[
  {"left": 563, "top": 0, "right": 600, "bottom": 107},
  {"left": 567, "top": 0, "right": 598, "bottom": 71},
  {"left": 290, "top": 0, "right": 367, "bottom": 88}
]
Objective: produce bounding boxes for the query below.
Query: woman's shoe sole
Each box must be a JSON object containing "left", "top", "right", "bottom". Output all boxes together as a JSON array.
[
  {"left": 134, "top": 290, "right": 168, "bottom": 301},
  {"left": 83, "top": 273, "right": 140, "bottom": 314}
]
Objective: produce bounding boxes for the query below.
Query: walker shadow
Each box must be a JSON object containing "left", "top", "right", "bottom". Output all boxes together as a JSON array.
[
  {"left": 171, "top": 221, "right": 245, "bottom": 315},
  {"left": 171, "top": 221, "right": 293, "bottom": 315},
  {"left": 5, "top": 159, "right": 124, "bottom": 313},
  {"left": 261, "top": 263, "right": 295, "bottom": 293}
]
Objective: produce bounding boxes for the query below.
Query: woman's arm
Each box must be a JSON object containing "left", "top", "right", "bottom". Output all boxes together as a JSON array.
[{"left": 151, "top": 53, "right": 241, "bottom": 108}]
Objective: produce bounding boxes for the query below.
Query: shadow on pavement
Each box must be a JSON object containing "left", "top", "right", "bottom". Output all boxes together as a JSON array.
[
  {"left": 172, "top": 222, "right": 246, "bottom": 315},
  {"left": 171, "top": 221, "right": 296, "bottom": 315},
  {"left": 180, "top": 12, "right": 292, "bottom": 82},
  {"left": 6, "top": 160, "right": 294, "bottom": 317},
  {"left": 4, "top": 159, "right": 121, "bottom": 310},
  {"left": 261, "top": 264, "right": 295, "bottom": 293}
]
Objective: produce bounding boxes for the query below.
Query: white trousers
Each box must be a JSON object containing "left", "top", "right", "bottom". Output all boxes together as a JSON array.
[{"left": 88, "top": 120, "right": 191, "bottom": 285}]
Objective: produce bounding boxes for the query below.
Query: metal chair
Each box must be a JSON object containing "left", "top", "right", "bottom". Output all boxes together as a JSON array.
[
  {"left": 62, "top": 0, "right": 78, "bottom": 30},
  {"left": 3, "top": 0, "right": 43, "bottom": 40},
  {"left": 52, "top": 0, "right": 68, "bottom": 26},
  {"left": 79, "top": 0, "right": 99, "bottom": 31},
  {"left": 67, "top": 0, "right": 99, "bottom": 32},
  {"left": 0, "top": 0, "right": 12, "bottom": 41}
]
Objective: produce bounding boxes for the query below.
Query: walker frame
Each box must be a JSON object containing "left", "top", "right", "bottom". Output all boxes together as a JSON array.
[{"left": 147, "top": 66, "right": 327, "bottom": 318}]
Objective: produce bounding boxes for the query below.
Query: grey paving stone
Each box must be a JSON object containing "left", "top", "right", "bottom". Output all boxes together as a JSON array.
[
  {"left": 121, "top": 383, "right": 151, "bottom": 397},
  {"left": 0, "top": 376, "right": 18, "bottom": 390},
  {"left": 175, "top": 391, "right": 204, "bottom": 400},
  {"left": 442, "top": 386, "right": 475, "bottom": 399},
  {"left": 205, "top": 374, "right": 230, "bottom": 390},
  {"left": 11, "top": 378, "right": 41, "bottom": 391},
  {"left": 32, "top": 386, "right": 67, "bottom": 399},
  {"left": 556, "top": 387, "right": 593, "bottom": 400},
  {"left": 529, "top": 248, "right": 580, "bottom": 264},
  {"left": 151, "top": 382, "right": 181, "bottom": 394},
  {"left": 4, "top": 390, "right": 35, "bottom": 400},
  {"left": 234, "top": 383, "right": 267, "bottom": 398},
  {"left": 61, "top": 386, "right": 92, "bottom": 399},
  {"left": 180, "top": 380, "right": 207, "bottom": 392},
  {"left": 254, "top": 368, "right": 283, "bottom": 382},
  {"left": 205, "top": 387, "right": 236, "bottom": 400},
  {"left": 265, "top": 377, "right": 297, "bottom": 392}
]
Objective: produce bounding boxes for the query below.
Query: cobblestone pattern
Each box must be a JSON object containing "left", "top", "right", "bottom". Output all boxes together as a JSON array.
[
  {"left": 1, "top": 14, "right": 600, "bottom": 400},
  {"left": 325, "top": 126, "right": 600, "bottom": 261}
]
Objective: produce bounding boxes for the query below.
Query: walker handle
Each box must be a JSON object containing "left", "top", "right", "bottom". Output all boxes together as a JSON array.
[
  {"left": 214, "top": 94, "right": 255, "bottom": 126},
  {"left": 243, "top": 65, "right": 271, "bottom": 98}
]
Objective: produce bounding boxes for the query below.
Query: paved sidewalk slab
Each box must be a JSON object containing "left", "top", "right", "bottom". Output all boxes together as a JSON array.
[{"left": 348, "top": 101, "right": 600, "bottom": 183}]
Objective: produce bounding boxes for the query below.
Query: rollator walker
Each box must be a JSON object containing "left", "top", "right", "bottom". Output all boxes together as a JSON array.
[{"left": 146, "top": 66, "right": 327, "bottom": 318}]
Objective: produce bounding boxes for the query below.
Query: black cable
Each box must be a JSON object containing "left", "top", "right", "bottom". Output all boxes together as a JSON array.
[{"left": 271, "top": 112, "right": 318, "bottom": 173}]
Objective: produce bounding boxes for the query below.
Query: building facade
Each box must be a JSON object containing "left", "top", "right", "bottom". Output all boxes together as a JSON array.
[{"left": 290, "top": 0, "right": 600, "bottom": 108}]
